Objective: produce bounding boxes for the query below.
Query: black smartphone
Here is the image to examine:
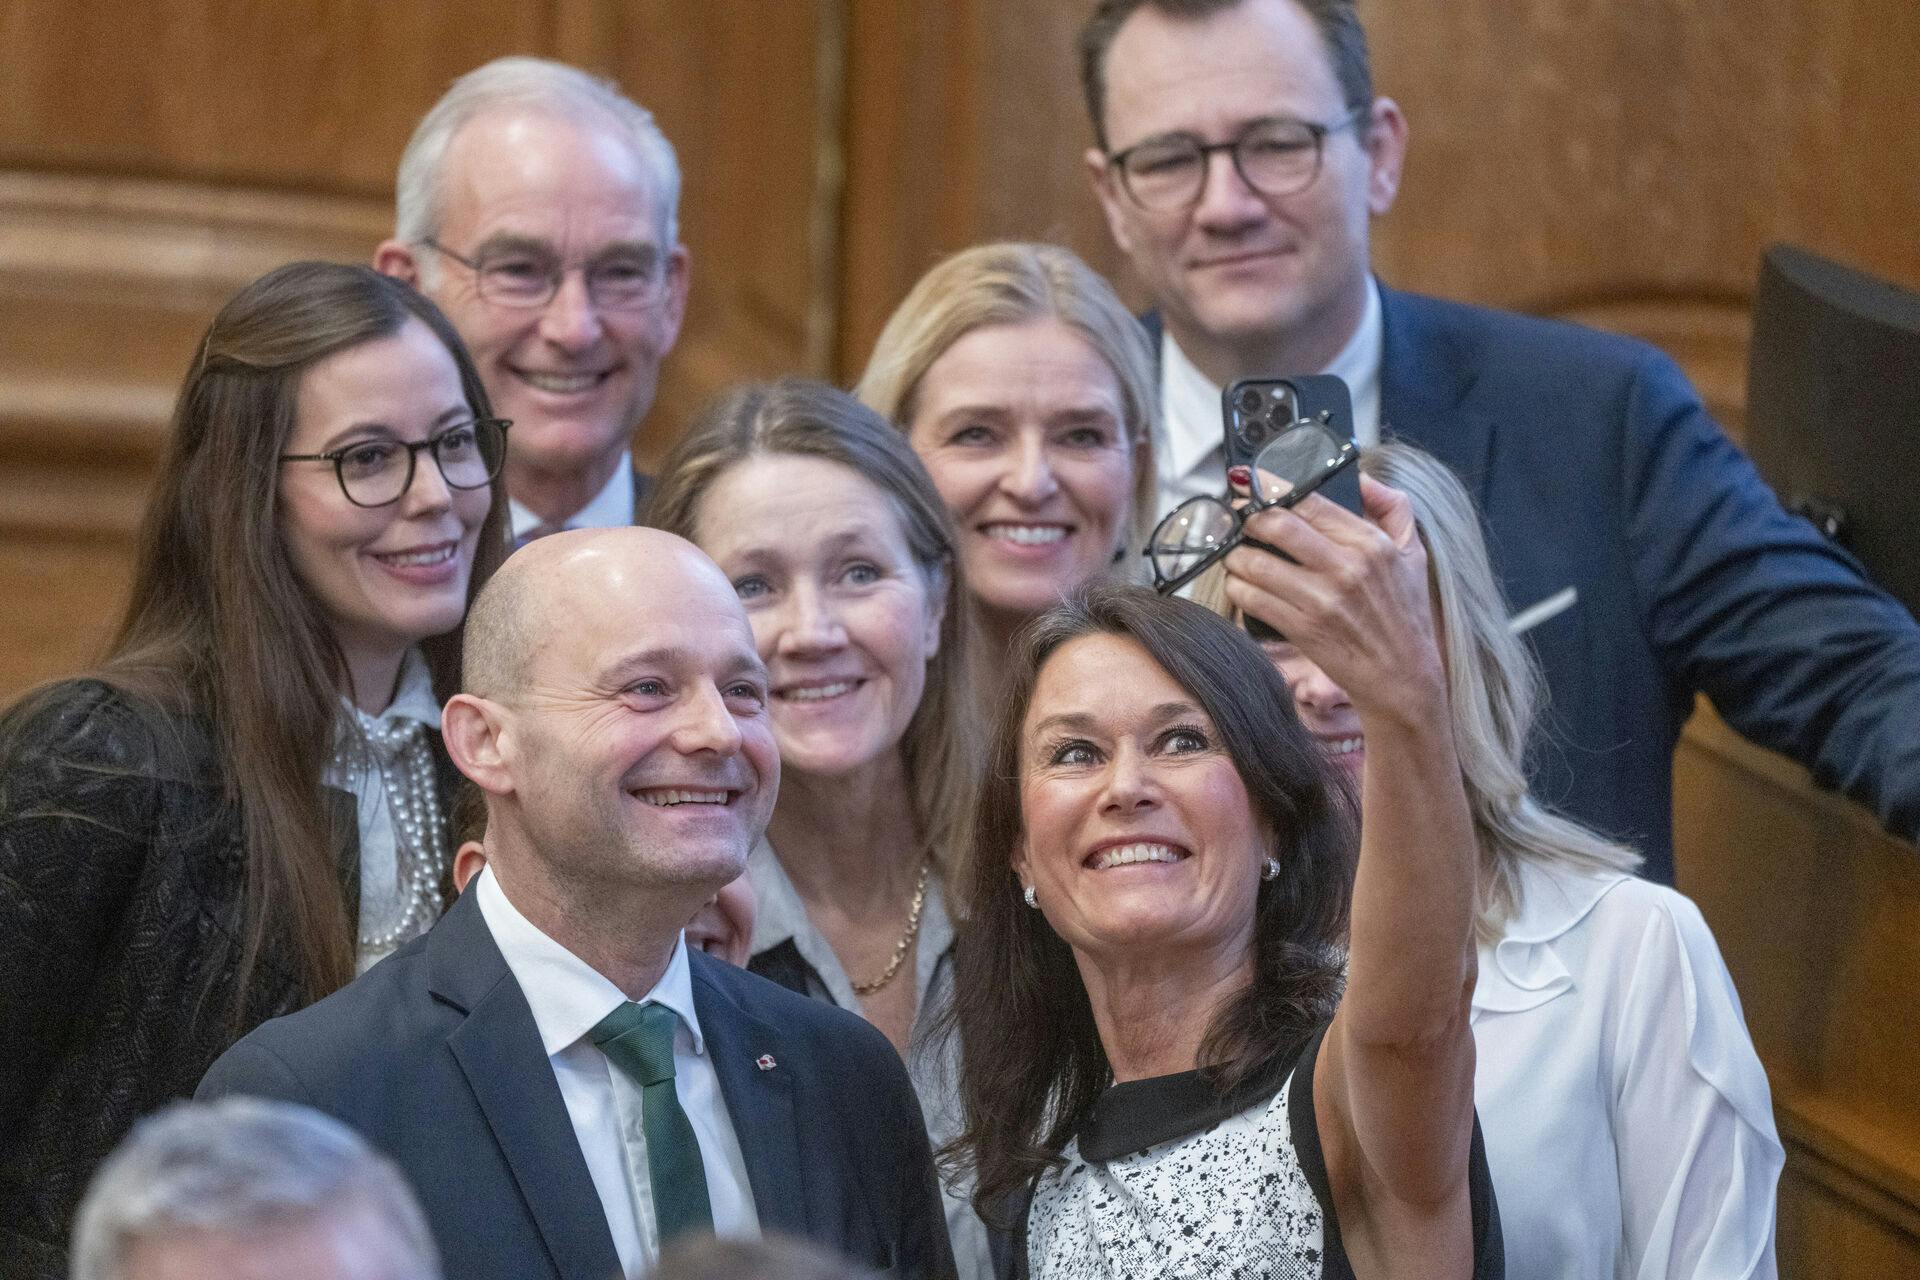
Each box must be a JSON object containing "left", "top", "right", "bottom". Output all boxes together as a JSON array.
[
  {"left": 1222, "top": 375, "right": 1362, "bottom": 641},
  {"left": 1221, "top": 374, "right": 1362, "bottom": 517}
]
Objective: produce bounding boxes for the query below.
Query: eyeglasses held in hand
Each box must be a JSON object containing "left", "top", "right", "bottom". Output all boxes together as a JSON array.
[
  {"left": 1145, "top": 421, "right": 1358, "bottom": 594},
  {"left": 280, "top": 418, "right": 511, "bottom": 508}
]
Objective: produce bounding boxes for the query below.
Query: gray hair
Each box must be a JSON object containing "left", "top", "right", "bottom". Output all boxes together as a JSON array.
[
  {"left": 70, "top": 1098, "right": 441, "bottom": 1280},
  {"left": 394, "top": 56, "right": 682, "bottom": 263}
]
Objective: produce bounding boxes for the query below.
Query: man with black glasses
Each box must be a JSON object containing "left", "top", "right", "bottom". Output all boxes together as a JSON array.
[
  {"left": 376, "top": 57, "right": 687, "bottom": 544},
  {"left": 1080, "top": 0, "right": 1920, "bottom": 879}
]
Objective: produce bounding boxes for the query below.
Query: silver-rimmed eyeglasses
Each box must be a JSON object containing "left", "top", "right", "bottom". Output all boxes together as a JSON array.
[
  {"left": 420, "top": 237, "right": 669, "bottom": 311},
  {"left": 1145, "top": 421, "right": 1358, "bottom": 594},
  {"left": 280, "top": 418, "right": 510, "bottom": 508},
  {"left": 1108, "top": 108, "right": 1367, "bottom": 212}
]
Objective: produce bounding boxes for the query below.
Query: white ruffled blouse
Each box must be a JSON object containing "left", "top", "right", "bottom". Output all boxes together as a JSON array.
[{"left": 1472, "top": 860, "right": 1783, "bottom": 1279}]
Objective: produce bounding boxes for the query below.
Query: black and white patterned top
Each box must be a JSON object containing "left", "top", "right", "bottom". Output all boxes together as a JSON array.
[
  {"left": 1029, "top": 1082, "right": 1322, "bottom": 1278},
  {"left": 1026, "top": 1032, "right": 1332, "bottom": 1280},
  {"left": 1022, "top": 1027, "right": 1504, "bottom": 1280}
]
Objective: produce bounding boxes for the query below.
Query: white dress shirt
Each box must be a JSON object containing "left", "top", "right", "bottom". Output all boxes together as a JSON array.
[
  {"left": 474, "top": 866, "right": 758, "bottom": 1275},
  {"left": 1156, "top": 278, "right": 1383, "bottom": 520},
  {"left": 1472, "top": 859, "right": 1782, "bottom": 1279},
  {"left": 509, "top": 448, "right": 636, "bottom": 541},
  {"left": 325, "top": 647, "right": 442, "bottom": 974}
]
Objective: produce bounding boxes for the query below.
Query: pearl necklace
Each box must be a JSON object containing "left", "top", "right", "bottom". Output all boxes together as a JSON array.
[
  {"left": 329, "top": 716, "right": 449, "bottom": 953},
  {"left": 849, "top": 854, "right": 934, "bottom": 996}
]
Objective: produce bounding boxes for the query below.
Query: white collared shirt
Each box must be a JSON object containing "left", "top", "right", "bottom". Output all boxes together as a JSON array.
[
  {"left": 1471, "top": 859, "right": 1782, "bottom": 1279},
  {"left": 327, "top": 648, "right": 442, "bottom": 974},
  {"left": 509, "top": 449, "right": 636, "bottom": 541},
  {"left": 1156, "top": 279, "right": 1384, "bottom": 520},
  {"left": 474, "top": 866, "right": 759, "bottom": 1275}
]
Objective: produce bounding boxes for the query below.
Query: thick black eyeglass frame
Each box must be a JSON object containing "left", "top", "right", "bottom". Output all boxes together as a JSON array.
[
  {"left": 1145, "top": 432, "right": 1359, "bottom": 595},
  {"left": 279, "top": 418, "right": 512, "bottom": 509},
  {"left": 419, "top": 236, "right": 666, "bottom": 310},
  {"left": 1107, "top": 106, "right": 1367, "bottom": 212}
]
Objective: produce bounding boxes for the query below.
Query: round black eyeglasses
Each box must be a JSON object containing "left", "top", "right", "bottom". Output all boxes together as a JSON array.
[
  {"left": 1145, "top": 421, "right": 1358, "bottom": 594},
  {"left": 279, "top": 418, "right": 510, "bottom": 508},
  {"left": 1109, "top": 108, "right": 1366, "bottom": 212}
]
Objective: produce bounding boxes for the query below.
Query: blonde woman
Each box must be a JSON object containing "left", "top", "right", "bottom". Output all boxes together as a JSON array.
[
  {"left": 857, "top": 242, "right": 1157, "bottom": 666},
  {"left": 1215, "top": 442, "right": 1783, "bottom": 1279}
]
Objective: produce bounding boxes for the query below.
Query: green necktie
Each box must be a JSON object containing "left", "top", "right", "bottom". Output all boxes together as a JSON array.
[{"left": 588, "top": 1000, "right": 715, "bottom": 1243}]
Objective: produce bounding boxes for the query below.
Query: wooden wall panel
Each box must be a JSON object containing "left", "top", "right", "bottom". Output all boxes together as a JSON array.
[
  {"left": 0, "top": 1, "right": 549, "bottom": 194},
  {"left": 570, "top": 0, "right": 836, "bottom": 458},
  {"left": 1368, "top": 0, "right": 1920, "bottom": 314},
  {"left": 837, "top": 1, "right": 1126, "bottom": 380}
]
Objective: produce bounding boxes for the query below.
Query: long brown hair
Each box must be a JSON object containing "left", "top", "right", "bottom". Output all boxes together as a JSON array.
[
  {"left": 944, "top": 583, "right": 1353, "bottom": 1221},
  {"left": 645, "top": 379, "right": 980, "bottom": 882},
  {"left": 89, "top": 261, "right": 507, "bottom": 1004}
]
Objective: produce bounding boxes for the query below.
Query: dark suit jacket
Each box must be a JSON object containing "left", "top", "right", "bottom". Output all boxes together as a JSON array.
[
  {"left": 1153, "top": 288, "right": 1920, "bottom": 879},
  {"left": 197, "top": 888, "right": 957, "bottom": 1280},
  {"left": 0, "top": 679, "right": 459, "bottom": 1279}
]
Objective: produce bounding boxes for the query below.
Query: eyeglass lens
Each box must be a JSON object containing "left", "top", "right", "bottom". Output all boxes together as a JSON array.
[
  {"left": 338, "top": 421, "right": 506, "bottom": 506},
  {"left": 1146, "top": 424, "right": 1351, "bottom": 588},
  {"left": 1149, "top": 496, "right": 1239, "bottom": 585}
]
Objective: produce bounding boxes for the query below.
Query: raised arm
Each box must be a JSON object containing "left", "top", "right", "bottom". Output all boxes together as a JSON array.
[{"left": 1225, "top": 478, "right": 1480, "bottom": 1275}]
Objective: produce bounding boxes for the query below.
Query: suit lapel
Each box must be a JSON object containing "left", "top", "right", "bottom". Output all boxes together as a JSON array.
[
  {"left": 690, "top": 953, "right": 811, "bottom": 1238},
  {"left": 432, "top": 895, "right": 624, "bottom": 1280},
  {"left": 1377, "top": 285, "right": 1498, "bottom": 510}
]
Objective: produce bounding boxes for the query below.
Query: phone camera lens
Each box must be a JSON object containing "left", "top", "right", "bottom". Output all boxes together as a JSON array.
[{"left": 1235, "top": 387, "right": 1264, "bottom": 415}]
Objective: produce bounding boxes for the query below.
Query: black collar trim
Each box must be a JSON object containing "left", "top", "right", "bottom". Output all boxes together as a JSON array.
[{"left": 1077, "top": 1053, "right": 1294, "bottom": 1163}]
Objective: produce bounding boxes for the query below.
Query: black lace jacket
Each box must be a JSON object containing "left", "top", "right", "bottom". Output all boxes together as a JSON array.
[{"left": 0, "top": 679, "right": 452, "bottom": 1279}]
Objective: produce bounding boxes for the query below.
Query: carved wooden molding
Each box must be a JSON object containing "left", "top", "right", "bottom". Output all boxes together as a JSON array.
[
  {"left": 0, "top": 170, "right": 387, "bottom": 302},
  {"left": 0, "top": 170, "right": 388, "bottom": 537}
]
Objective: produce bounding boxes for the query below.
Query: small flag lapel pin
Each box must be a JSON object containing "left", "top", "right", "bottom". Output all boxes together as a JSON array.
[{"left": 756, "top": 1054, "right": 777, "bottom": 1071}]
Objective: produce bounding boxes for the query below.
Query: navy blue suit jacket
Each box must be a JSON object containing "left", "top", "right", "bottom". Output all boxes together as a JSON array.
[
  {"left": 198, "top": 889, "right": 956, "bottom": 1280},
  {"left": 1155, "top": 287, "right": 1920, "bottom": 879}
]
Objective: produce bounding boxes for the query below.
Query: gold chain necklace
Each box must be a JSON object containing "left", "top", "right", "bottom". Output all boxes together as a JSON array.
[{"left": 850, "top": 855, "right": 934, "bottom": 996}]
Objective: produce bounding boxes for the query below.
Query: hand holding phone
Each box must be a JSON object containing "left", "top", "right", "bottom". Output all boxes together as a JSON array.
[{"left": 1223, "top": 376, "right": 1361, "bottom": 639}]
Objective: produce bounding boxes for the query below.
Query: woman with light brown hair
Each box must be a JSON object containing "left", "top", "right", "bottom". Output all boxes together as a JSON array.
[
  {"left": 0, "top": 262, "right": 510, "bottom": 1277},
  {"left": 646, "top": 378, "right": 992, "bottom": 1276},
  {"left": 857, "top": 242, "right": 1156, "bottom": 672}
]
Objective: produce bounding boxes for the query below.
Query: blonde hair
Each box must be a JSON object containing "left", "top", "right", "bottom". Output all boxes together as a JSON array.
[
  {"left": 1201, "top": 442, "right": 1640, "bottom": 939},
  {"left": 854, "top": 241, "right": 1159, "bottom": 561},
  {"left": 645, "top": 379, "right": 981, "bottom": 883}
]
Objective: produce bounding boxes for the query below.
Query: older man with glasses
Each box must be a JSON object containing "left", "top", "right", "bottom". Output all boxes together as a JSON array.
[
  {"left": 1079, "top": 0, "right": 1920, "bottom": 883},
  {"left": 375, "top": 56, "right": 688, "bottom": 547}
]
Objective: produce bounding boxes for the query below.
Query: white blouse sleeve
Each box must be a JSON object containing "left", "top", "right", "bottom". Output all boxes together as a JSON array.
[{"left": 1608, "top": 886, "right": 1784, "bottom": 1280}]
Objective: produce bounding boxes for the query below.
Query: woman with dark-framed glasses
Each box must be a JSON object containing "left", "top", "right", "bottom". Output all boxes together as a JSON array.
[{"left": 0, "top": 262, "right": 510, "bottom": 1276}]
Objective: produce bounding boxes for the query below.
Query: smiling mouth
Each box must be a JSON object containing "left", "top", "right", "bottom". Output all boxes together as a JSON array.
[
  {"left": 514, "top": 369, "right": 611, "bottom": 395},
  {"left": 1319, "top": 736, "right": 1364, "bottom": 757},
  {"left": 371, "top": 543, "right": 457, "bottom": 568},
  {"left": 982, "top": 523, "right": 1070, "bottom": 546},
  {"left": 777, "top": 679, "right": 864, "bottom": 704},
  {"left": 1084, "top": 841, "right": 1190, "bottom": 870},
  {"left": 1195, "top": 247, "right": 1290, "bottom": 270},
  {"left": 635, "top": 788, "right": 737, "bottom": 807}
]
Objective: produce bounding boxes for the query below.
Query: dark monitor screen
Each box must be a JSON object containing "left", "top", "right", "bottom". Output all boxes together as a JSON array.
[{"left": 1747, "top": 243, "right": 1920, "bottom": 618}]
